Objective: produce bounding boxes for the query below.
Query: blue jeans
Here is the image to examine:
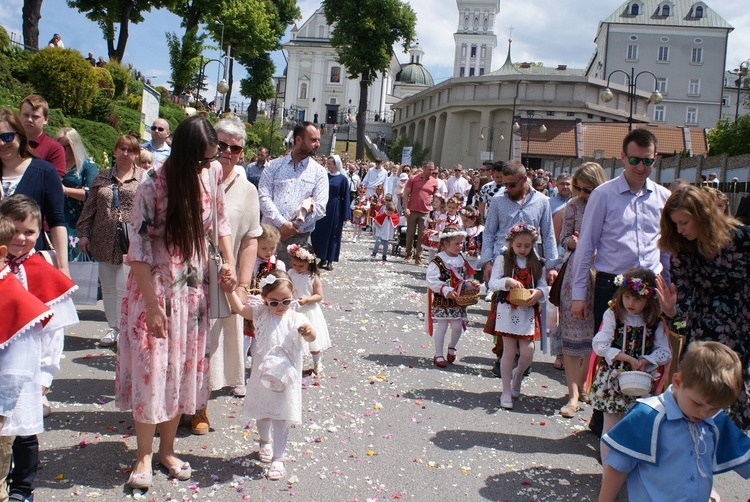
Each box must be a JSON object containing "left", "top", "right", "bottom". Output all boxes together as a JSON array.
[{"left": 372, "top": 237, "right": 389, "bottom": 259}]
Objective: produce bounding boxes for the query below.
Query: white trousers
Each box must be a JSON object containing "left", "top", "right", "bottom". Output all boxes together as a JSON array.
[{"left": 98, "top": 262, "right": 128, "bottom": 330}]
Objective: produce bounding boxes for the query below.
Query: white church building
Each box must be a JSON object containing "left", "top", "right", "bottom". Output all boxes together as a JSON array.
[{"left": 274, "top": 7, "right": 434, "bottom": 126}]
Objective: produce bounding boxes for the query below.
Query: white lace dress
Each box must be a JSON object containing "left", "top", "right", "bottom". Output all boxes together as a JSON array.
[
  {"left": 244, "top": 306, "right": 306, "bottom": 424},
  {"left": 288, "top": 269, "right": 331, "bottom": 352}
]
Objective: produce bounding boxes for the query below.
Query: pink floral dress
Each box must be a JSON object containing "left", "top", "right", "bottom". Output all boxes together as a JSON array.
[{"left": 115, "top": 163, "right": 231, "bottom": 424}]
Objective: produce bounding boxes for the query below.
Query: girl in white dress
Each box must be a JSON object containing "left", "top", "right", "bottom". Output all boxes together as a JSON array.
[
  {"left": 226, "top": 270, "right": 316, "bottom": 481},
  {"left": 488, "top": 222, "right": 548, "bottom": 410},
  {"left": 287, "top": 243, "right": 330, "bottom": 375}
]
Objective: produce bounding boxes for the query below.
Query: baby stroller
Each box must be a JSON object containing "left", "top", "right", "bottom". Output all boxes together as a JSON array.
[{"left": 391, "top": 216, "right": 409, "bottom": 257}]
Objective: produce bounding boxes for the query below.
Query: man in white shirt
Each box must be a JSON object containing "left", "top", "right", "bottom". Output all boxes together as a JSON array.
[
  {"left": 446, "top": 164, "right": 470, "bottom": 199},
  {"left": 258, "top": 122, "right": 329, "bottom": 267}
]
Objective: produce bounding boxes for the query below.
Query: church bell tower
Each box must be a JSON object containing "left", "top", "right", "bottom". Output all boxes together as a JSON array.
[{"left": 453, "top": 0, "right": 501, "bottom": 78}]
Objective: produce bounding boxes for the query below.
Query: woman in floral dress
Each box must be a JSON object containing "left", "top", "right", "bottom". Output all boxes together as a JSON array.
[
  {"left": 555, "top": 162, "right": 606, "bottom": 418},
  {"left": 115, "top": 116, "right": 236, "bottom": 489},
  {"left": 658, "top": 185, "right": 750, "bottom": 430}
]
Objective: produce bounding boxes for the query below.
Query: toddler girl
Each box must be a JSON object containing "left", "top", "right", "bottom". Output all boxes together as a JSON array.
[
  {"left": 459, "top": 205, "right": 483, "bottom": 272},
  {"left": 488, "top": 222, "right": 547, "bottom": 410},
  {"left": 240, "top": 224, "right": 286, "bottom": 380},
  {"left": 426, "top": 226, "right": 479, "bottom": 368},
  {"left": 226, "top": 270, "right": 316, "bottom": 481},
  {"left": 445, "top": 197, "right": 462, "bottom": 228},
  {"left": 287, "top": 243, "right": 330, "bottom": 375},
  {"left": 423, "top": 194, "right": 446, "bottom": 263},
  {"left": 350, "top": 184, "right": 369, "bottom": 243},
  {"left": 138, "top": 150, "right": 154, "bottom": 171},
  {"left": 590, "top": 268, "right": 670, "bottom": 467}
]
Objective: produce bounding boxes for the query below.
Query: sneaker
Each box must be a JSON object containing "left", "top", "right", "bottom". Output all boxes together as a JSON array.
[
  {"left": 232, "top": 385, "right": 246, "bottom": 397},
  {"left": 191, "top": 409, "right": 210, "bottom": 435},
  {"left": 484, "top": 290, "right": 494, "bottom": 302},
  {"left": 42, "top": 395, "right": 51, "bottom": 417},
  {"left": 100, "top": 328, "right": 119, "bottom": 347},
  {"left": 313, "top": 360, "right": 324, "bottom": 375}
]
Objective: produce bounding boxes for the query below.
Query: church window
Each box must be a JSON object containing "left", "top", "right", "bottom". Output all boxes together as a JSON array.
[
  {"left": 460, "top": 67, "right": 465, "bottom": 77},
  {"left": 694, "top": 5, "right": 704, "bottom": 18},
  {"left": 462, "top": 44, "right": 467, "bottom": 57},
  {"left": 481, "top": 45, "right": 486, "bottom": 58},
  {"left": 469, "top": 68, "right": 475, "bottom": 77},
  {"left": 479, "top": 68, "right": 485, "bottom": 76},
  {"left": 318, "top": 25, "right": 325, "bottom": 38},
  {"left": 661, "top": 5, "right": 670, "bottom": 16},
  {"left": 299, "top": 82, "right": 308, "bottom": 100},
  {"left": 471, "top": 45, "right": 477, "bottom": 58},
  {"left": 630, "top": 3, "right": 639, "bottom": 15}
]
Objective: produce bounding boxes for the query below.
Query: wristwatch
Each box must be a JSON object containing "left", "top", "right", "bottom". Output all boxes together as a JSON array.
[{"left": 237, "top": 283, "right": 252, "bottom": 292}]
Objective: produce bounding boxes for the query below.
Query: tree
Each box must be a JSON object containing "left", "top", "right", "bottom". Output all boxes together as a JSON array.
[
  {"left": 387, "top": 134, "right": 429, "bottom": 167},
  {"left": 706, "top": 116, "right": 750, "bottom": 157},
  {"left": 322, "top": 0, "right": 416, "bottom": 160},
  {"left": 67, "top": 0, "right": 168, "bottom": 62},
  {"left": 238, "top": 54, "right": 275, "bottom": 123},
  {"left": 166, "top": 27, "right": 204, "bottom": 96},
  {"left": 22, "top": 0, "right": 43, "bottom": 50}
]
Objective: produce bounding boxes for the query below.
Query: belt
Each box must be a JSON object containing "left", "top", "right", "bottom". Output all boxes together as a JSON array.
[{"left": 596, "top": 271, "right": 617, "bottom": 281}]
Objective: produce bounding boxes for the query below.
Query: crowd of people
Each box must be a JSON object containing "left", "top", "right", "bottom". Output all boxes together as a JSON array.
[{"left": 1, "top": 96, "right": 749, "bottom": 500}]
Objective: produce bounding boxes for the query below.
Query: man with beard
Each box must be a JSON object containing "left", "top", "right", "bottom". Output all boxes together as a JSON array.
[
  {"left": 258, "top": 121, "right": 329, "bottom": 267},
  {"left": 480, "top": 160, "right": 558, "bottom": 375}
]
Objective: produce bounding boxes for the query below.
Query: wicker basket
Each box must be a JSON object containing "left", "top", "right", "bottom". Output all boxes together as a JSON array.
[
  {"left": 454, "top": 281, "right": 480, "bottom": 307},
  {"left": 618, "top": 370, "right": 653, "bottom": 397},
  {"left": 508, "top": 288, "right": 534, "bottom": 306},
  {"left": 352, "top": 208, "right": 364, "bottom": 219}
]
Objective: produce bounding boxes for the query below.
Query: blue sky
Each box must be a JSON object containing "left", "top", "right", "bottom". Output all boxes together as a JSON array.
[{"left": 2, "top": 0, "right": 749, "bottom": 108}]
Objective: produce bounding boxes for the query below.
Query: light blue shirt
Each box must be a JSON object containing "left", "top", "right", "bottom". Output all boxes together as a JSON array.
[
  {"left": 549, "top": 193, "right": 570, "bottom": 216},
  {"left": 479, "top": 184, "right": 558, "bottom": 267},
  {"left": 258, "top": 155, "right": 329, "bottom": 234},
  {"left": 245, "top": 161, "right": 266, "bottom": 188},
  {"left": 142, "top": 141, "right": 171, "bottom": 165},
  {"left": 604, "top": 388, "right": 750, "bottom": 502},
  {"left": 570, "top": 174, "right": 670, "bottom": 301}
]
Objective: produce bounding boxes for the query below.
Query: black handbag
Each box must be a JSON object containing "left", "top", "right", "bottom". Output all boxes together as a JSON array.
[
  {"left": 548, "top": 252, "right": 571, "bottom": 307},
  {"left": 112, "top": 183, "right": 130, "bottom": 254}
]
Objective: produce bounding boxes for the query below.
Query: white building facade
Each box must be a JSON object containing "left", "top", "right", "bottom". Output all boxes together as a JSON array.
[
  {"left": 452, "top": 0, "right": 501, "bottom": 78},
  {"left": 586, "top": 0, "right": 733, "bottom": 129}
]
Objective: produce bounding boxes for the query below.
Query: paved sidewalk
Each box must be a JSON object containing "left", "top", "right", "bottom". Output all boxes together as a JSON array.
[{"left": 32, "top": 229, "right": 748, "bottom": 500}]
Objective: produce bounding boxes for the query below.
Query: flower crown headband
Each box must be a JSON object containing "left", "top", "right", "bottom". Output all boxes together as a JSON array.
[
  {"left": 614, "top": 275, "right": 657, "bottom": 298},
  {"left": 259, "top": 275, "right": 293, "bottom": 289},
  {"left": 505, "top": 222, "right": 538, "bottom": 241},
  {"left": 287, "top": 244, "right": 315, "bottom": 263},
  {"left": 439, "top": 229, "right": 467, "bottom": 240},
  {"left": 459, "top": 207, "right": 478, "bottom": 219}
]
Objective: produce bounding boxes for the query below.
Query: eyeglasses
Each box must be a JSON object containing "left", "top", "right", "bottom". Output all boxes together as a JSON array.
[
  {"left": 267, "top": 298, "right": 293, "bottom": 307},
  {"left": 627, "top": 156, "right": 656, "bottom": 167},
  {"left": 0, "top": 132, "right": 17, "bottom": 143},
  {"left": 198, "top": 151, "right": 221, "bottom": 166},
  {"left": 573, "top": 184, "right": 594, "bottom": 194},
  {"left": 151, "top": 126, "right": 166, "bottom": 132},
  {"left": 218, "top": 140, "right": 243, "bottom": 154}
]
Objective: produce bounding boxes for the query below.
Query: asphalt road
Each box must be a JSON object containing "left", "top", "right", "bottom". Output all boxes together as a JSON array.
[{"left": 32, "top": 227, "right": 749, "bottom": 501}]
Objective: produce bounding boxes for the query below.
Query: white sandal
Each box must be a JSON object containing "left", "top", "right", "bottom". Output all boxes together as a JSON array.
[
  {"left": 267, "top": 460, "right": 285, "bottom": 480},
  {"left": 258, "top": 442, "right": 273, "bottom": 463}
]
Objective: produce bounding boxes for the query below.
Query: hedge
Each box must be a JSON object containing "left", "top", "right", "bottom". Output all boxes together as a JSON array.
[{"left": 28, "top": 48, "right": 97, "bottom": 116}]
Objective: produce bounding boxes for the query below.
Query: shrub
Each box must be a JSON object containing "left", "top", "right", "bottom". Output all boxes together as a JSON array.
[
  {"left": 86, "top": 90, "right": 114, "bottom": 123},
  {"left": 112, "top": 102, "right": 140, "bottom": 135},
  {"left": 0, "top": 26, "right": 10, "bottom": 53},
  {"left": 159, "top": 99, "right": 186, "bottom": 129},
  {"left": 106, "top": 62, "right": 130, "bottom": 99},
  {"left": 126, "top": 78, "right": 143, "bottom": 97},
  {"left": 155, "top": 85, "right": 170, "bottom": 101},
  {"left": 6, "top": 49, "right": 32, "bottom": 82},
  {"left": 0, "top": 50, "right": 35, "bottom": 106},
  {"left": 28, "top": 48, "right": 97, "bottom": 116},
  {"left": 126, "top": 93, "right": 142, "bottom": 111},
  {"left": 246, "top": 119, "right": 286, "bottom": 156},
  {"left": 92, "top": 67, "right": 115, "bottom": 98},
  {"left": 68, "top": 117, "right": 119, "bottom": 168}
]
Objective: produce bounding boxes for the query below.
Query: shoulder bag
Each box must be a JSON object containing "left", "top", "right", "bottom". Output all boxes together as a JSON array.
[{"left": 207, "top": 167, "right": 231, "bottom": 319}]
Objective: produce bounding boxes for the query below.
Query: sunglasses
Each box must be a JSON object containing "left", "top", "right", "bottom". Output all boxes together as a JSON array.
[
  {"left": 627, "top": 156, "right": 656, "bottom": 167},
  {"left": 573, "top": 184, "right": 594, "bottom": 194},
  {"left": 198, "top": 151, "right": 221, "bottom": 166},
  {"left": 218, "top": 140, "right": 243, "bottom": 154},
  {"left": 151, "top": 126, "right": 166, "bottom": 132},
  {"left": 267, "top": 298, "right": 293, "bottom": 307},
  {"left": 504, "top": 180, "right": 523, "bottom": 188},
  {"left": 0, "top": 131, "right": 17, "bottom": 143}
]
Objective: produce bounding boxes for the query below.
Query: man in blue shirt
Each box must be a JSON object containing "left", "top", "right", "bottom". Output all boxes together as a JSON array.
[
  {"left": 548, "top": 173, "right": 572, "bottom": 216},
  {"left": 142, "top": 119, "right": 171, "bottom": 165}
]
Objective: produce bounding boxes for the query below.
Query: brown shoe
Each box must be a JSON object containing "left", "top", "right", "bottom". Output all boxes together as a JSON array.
[
  {"left": 414, "top": 258, "right": 424, "bottom": 266},
  {"left": 191, "top": 408, "right": 209, "bottom": 435}
]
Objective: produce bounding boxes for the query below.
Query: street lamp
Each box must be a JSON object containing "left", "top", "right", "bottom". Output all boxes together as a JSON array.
[
  {"left": 600, "top": 67, "right": 663, "bottom": 124},
  {"left": 214, "top": 18, "right": 225, "bottom": 110},
  {"left": 512, "top": 111, "right": 546, "bottom": 169},
  {"left": 479, "top": 124, "right": 504, "bottom": 162},
  {"left": 729, "top": 60, "right": 749, "bottom": 122},
  {"left": 195, "top": 57, "right": 227, "bottom": 108}
]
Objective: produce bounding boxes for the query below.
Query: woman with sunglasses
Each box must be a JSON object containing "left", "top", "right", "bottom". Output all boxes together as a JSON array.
[
  {"left": 553, "top": 162, "right": 606, "bottom": 419},
  {"left": 0, "top": 108, "right": 69, "bottom": 276},
  {"left": 115, "top": 116, "right": 236, "bottom": 489},
  {"left": 54, "top": 127, "right": 98, "bottom": 262},
  {"left": 77, "top": 134, "right": 144, "bottom": 348}
]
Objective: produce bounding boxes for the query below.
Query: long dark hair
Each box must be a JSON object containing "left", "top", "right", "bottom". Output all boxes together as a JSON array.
[
  {"left": 503, "top": 229, "right": 543, "bottom": 282},
  {"left": 163, "top": 116, "right": 217, "bottom": 261}
]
